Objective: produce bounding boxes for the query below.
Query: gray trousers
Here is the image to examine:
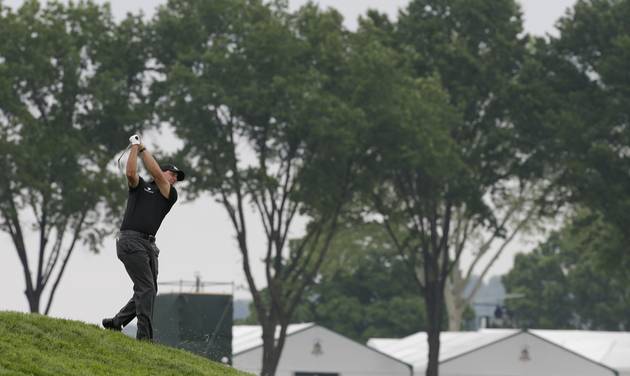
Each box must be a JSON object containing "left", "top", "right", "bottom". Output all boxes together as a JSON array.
[{"left": 113, "top": 231, "right": 160, "bottom": 340}]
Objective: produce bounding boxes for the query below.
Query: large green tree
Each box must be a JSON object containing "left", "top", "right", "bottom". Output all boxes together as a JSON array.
[
  {"left": 152, "top": 1, "right": 370, "bottom": 374},
  {"left": 357, "top": 1, "right": 529, "bottom": 375},
  {"left": 0, "top": 0, "right": 150, "bottom": 313},
  {"left": 503, "top": 210, "right": 630, "bottom": 330}
]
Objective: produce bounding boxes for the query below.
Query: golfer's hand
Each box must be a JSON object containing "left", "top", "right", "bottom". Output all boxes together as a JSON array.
[{"left": 129, "top": 134, "right": 141, "bottom": 145}]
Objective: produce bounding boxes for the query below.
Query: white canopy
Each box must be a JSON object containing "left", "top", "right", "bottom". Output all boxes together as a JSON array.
[
  {"left": 232, "top": 323, "right": 314, "bottom": 355},
  {"left": 368, "top": 329, "right": 630, "bottom": 376},
  {"left": 534, "top": 329, "right": 630, "bottom": 376},
  {"left": 233, "top": 323, "right": 412, "bottom": 376}
]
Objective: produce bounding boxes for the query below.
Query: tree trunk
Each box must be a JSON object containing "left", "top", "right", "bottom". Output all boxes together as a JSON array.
[
  {"left": 260, "top": 324, "right": 281, "bottom": 376},
  {"left": 425, "top": 280, "right": 443, "bottom": 376},
  {"left": 26, "top": 289, "right": 41, "bottom": 314},
  {"left": 444, "top": 260, "right": 468, "bottom": 332},
  {"left": 445, "top": 292, "right": 466, "bottom": 331}
]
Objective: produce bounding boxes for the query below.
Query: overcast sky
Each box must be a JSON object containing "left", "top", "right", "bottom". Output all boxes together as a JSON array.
[{"left": 0, "top": 0, "right": 577, "bottom": 324}]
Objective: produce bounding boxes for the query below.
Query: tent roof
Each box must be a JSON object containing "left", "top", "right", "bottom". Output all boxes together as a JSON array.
[
  {"left": 367, "top": 329, "right": 630, "bottom": 374},
  {"left": 368, "top": 329, "right": 517, "bottom": 370},
  {"left": 532, "top": 329, "right": 630, "bottom": 373},
  {"left": 232, "top": 323, "right": 314, "bottom": 355}
]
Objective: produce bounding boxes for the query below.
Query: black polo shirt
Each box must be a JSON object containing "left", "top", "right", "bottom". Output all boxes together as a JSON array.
[{"left": 120, "top": 177, "right": 178, "bottom": 236}]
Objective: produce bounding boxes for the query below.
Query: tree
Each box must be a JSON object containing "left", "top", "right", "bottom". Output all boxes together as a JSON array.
[
  {"left": 363, "top": 73, "right": 469, "bottom": 376},
  {"left": 359, "top": 1, "right": 528, "bottom": 375},
  {"left": 152, "top": 1, "right": 367, "bottom": 374},
  {"left": 0, "top": 0, "right": 150, "bottom": 313},
  {"left": 503, "top": 209, "right": 630, "bottom": 330}
]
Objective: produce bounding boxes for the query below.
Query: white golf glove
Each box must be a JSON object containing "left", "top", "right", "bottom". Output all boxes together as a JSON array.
[{"left": 129, "top": 134, "right": 141, "bottom": 145}]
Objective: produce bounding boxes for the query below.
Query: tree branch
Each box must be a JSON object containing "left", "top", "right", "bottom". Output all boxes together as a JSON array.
[
  {"left": 41, "top": 220, "right": 67, "bottom": 288},
  {"left": 465, "top": 197, "right": 522, "bottom": 281},
  {"left": 2, "top": 190, "right": 35, "bottom": 295},
  {"left": 44, "top": 211, "right": 87, "bottom": 315},
  {"left": 36, "top": 198, "right": 49, "bottom": 291}
]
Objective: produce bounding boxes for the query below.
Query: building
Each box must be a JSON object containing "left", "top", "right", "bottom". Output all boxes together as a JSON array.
[
  {"left": 368, "top": 329, "right": 630, "bottom": 376},
  {"left": 233, "top": 323, "right": 412, "bottom": 376}
]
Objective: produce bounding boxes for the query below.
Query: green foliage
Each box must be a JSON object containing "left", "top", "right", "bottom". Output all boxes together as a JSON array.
[
  {"left": 504, "top": 210, "right": 630, "bottom": 330},
  {"left": 153, "top": 0, "right": 359, "bottom": 212},
  {"left": 511, "top": 0, "right": 630, "bottom": 230},
  {"left": 398, "top": 0, "right": 527, "bottom": 182},
  {"left": 0, "top": 311, "right": 249, "bottom": 376},
  {"left": 502, "top": 233, "right": 574, "bottom": 329},
  {"left": 557, "top": 0, "right": 630, "bottom": 229},
  {"left": 360, "top": 0, "right": 530, "bottom": 267}
]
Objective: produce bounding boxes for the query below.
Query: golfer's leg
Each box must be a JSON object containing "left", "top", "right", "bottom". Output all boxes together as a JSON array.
[
  {"left": 113, "top": 237, "right": 139, "bottom": 327},
  {"left": 119, "top": 249, "right": 156, "bottom": 340},
  {"left": 150, "top": 243, "right": 160, "bottom": 293},
  {"left": 113, "top": 298, "right": 136, "bottom": 327}
]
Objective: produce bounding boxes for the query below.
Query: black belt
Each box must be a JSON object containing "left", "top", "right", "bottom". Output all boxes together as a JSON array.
[{"left": 119, "top": 230, "right": 156, "bottom": 242}]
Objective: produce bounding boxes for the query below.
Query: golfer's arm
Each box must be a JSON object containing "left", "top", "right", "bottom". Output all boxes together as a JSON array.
[
  {"left": 139, "top": 147, "right": 170, "bottom": 198},
  {"left": 126, "top": 145, "right": 140, "bottom": 188}
]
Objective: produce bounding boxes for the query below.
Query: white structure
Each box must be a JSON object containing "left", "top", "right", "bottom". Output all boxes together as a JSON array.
[
  {"left": 233, "top": 323, "right": 412, "bottom": 376},
  {"left": 368, "top": 329, "right": 630, "bottom": 376}
]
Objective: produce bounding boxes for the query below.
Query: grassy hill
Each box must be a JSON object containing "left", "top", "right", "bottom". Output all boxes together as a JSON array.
[{"left": 0, "top": 311, "right": 251, "bottom": 376}]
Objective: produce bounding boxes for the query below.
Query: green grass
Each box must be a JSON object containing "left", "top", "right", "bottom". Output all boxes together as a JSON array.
[{"left": 0, "top": 311, "right": 251, "bottom": 376}]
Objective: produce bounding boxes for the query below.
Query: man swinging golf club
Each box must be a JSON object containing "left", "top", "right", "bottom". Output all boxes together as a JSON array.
[{"left": 102, "top": 134, "right": 185, "bottom": 340}]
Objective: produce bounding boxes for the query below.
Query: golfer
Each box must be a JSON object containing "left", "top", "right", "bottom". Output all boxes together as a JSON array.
[{"left": 102, "top": 134, "right": 184, "bottom": 340}]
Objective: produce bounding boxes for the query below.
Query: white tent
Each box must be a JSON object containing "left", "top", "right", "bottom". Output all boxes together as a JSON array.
[
  {"left": 368, "top": 329, "right": 630, "bottom": 376},
  {"left": 233, "top": 323, "right": 412, "bottom": 376},
  {"left": 533, "top": 330, "right": 630, "bottom": 376}
]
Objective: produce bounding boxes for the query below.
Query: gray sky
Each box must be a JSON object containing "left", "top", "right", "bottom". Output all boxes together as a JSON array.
[{"left": 0, "top": 0, "right": 576, "bottom": 324}]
